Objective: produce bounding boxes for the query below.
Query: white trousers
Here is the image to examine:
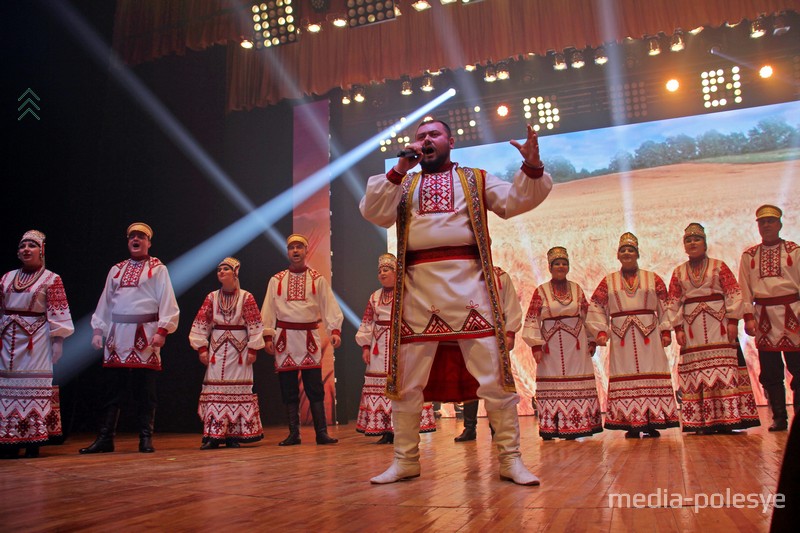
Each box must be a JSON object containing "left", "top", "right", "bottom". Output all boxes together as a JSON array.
[{"left": 392, "top": 336, "right": 520, "bottom": 413}]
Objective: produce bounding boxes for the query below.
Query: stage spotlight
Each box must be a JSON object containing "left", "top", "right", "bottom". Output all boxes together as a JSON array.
[
  {"left": 570, "top": 51, "right": 585, "bottom": 69},
  {"left": 420, "top": 74, "right": 434, "bottom": 92},
  {"left": 594, "top": 47, "right": 608, "bottom": 65},
  {"left": 666, "top": 79, "right": 680, "bottom": 92},
  {"left": 670, "top": 30, "right": 685, "bottom": 52},
  {"left": 412, "top": 0, "right": 432, "bottom": 11},
  {"left": 347, "top": 0, "right": 397, "bottom": 27},
  {"left": 440, "top": 0, "right": 458, "bottom": 4},
  {"left": 305, "top": 21, "right": 322, "bottom": 33},
  {"left": 496, "top": 104, "right": 509, "bottom": 117},
  {"left": 331, "top": 14, "right": 347, "bottom": 27},
  {"left": 465, "top": 64, "right": 477, "bottom": 72},
  {"left": 647, "top": 36, "right": 661, "bottom": 56},
  {"left": 353, "top": 85, "right": 366, "bottom": 102},
  {"left": 484, "top": 63, "right": 497, "bottom": 82},
  {"left": 496, "top": 61, "right": 510, "bottom": 80},
  {"left": 760, "top": 65, "right": 774, "bottom": 78},
  {"left": 773, "top": 13, "right": 791, "bottom": 36},
  {"left": 252, "top": 1, "right": 299, "bottom": 49},
  {"left": 552, "top": 52, "right": 567, "bottom": 71},
  {"left": 341, "top": 89, "right": 352, "bottom": 105},
  {"left": 750, "top": 15, "right": 767, "bottom": 38},
  {"left": 240, "top": 38, "right": 254, "bottom": 49},
  {"left": 401, "top": 76, "right": 413, "bottom": 95}
]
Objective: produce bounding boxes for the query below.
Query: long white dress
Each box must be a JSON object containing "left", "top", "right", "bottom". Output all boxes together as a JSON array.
[
  {"left": 523, "top": 280, "right": 602, "bottom": 438},
  {"left": 190, "top": 289, "right": 265, "bottom": 443},
  {"left": 0, "top": 268, "right": 74, "bottom": 448},
  {"left": 355, "top": 287, "right": 436, "bottom": 435},
  {"left": 586, "top": 270, "right": 680, "bottom": 431},
  {"left": 667, "top": 258, "right": 760, "bottom": 432}
]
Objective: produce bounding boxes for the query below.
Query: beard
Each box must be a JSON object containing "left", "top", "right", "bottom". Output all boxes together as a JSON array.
[{"left": 419, "top": 147, "right": 449, "bottom": 173}]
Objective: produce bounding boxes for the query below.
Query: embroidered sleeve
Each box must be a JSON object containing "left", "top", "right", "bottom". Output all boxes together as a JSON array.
[
  {"left": 355, "top": 297, "right": 376, "bottom": 348},
  {"left": 242, "top": 292, "right": 266, "bottom": 351},
  {"left": 46, "top": 275, "right": 74, "bottom": 339},
  {"left": 654, "top": 273, "right": 672, "bottom": 332},
  {"left": 521, "top": 287, "right": 545, "bottom": 347},
  {"left": 719, "top": 261, "right": 743, "bottom": 320},
  {"left": 585, "top": 277, "right": 610, "bottom": 338},
  {"left": 188, "top": 293, "right": 214, "bottom": 351},
  {"left": 155, "top": 266, "right": 180, "bottom": 334},
  {"left": 501, "top": 272, "right": 523, "bottom": 333},
  {"left": 665, "top": 269, "right": 684, "bottom": 329}
]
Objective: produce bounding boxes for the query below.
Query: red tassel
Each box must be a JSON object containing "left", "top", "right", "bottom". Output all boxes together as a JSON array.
[
  {"left": 620, "top": 338, "right": 625, "bottom": 347},
  {"left": 114, "top": 268, "right": 121, "bottom": 279},
  {"left": 277, "top": 278, "right": 282, "bottom": 296},
  {"left": 312, "top": 277, "right": 316, "bottom": 295},
  {"left": 721, "top": 322, "right": 726, "bottom": 336},
  {"left": 239, "top": 352, "right": 243, "bottom": 364},
  {"left": 788, "top": 254, "right": 793, "bottom": 267},
  {"left": 544, "top": 344, "right": 550, "bottom": 354},
  {"left": 576, "top": 339, "right": 580, "bottom": 350},
  {"left": 644, "top": 336, "right": 650, "bottom": 345},
  {"left": 210, "top": 352, "right": 216, "bottom": 364},
  {"left": 148, "top": 264, "right": 153, "bottom": 278},
  {"left": 751, "top": 258, "right": 755, "bottom": 269},
  {"left": 28, "top": 335, "right": 33, "bottom": 352},
  {"left": 688, "top": 327, "right": 694, "bottom": 339},
  {"left": 373, "top": 343, "right": 379, "bottom": 355}
]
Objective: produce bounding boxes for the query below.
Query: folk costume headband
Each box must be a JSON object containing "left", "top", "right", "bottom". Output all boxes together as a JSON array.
[
  {"left": 19, "top": 229, "right": 46, "bottom": 265},
  {"left": 546, "top": 246, "right": 568, "bottom": 266},
  {"left": 127, "top": 222, "right": 153, "bottom": 239},
  {"left": 378, "top": 253, "right": 397, "bottom": 270},
  {"left": 286, "top": 233, "right": 309, "bottom": 247},
  {"left": 684, "top": 222, "right": 706, "bottom": 241},
  {"left": 618, "top": 232, "right": 639, "bottom": 252}
]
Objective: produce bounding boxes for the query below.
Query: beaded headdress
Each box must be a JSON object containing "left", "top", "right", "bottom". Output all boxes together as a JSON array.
[
  {"left": 218, "top": 257, "right": 241, "bottom": 274},
  {"left": 378, "top": 253, "right": 397, "bottom": 270},
  {"left": 546, "top": 246, "right": 568, "bottom": 266},
  {"left": 683, "top": 222, "right": 706, "bottom": 240},
  {"left": 618, "top": 232, "right": 639, "bottom": 252},
  {"left": 19, "top": 229, "right": 46, "bottom": 265}
]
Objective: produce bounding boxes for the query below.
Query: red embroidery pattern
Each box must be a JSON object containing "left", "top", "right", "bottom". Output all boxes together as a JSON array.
[
  {"left": 242, "top": 293, "right": 263, "bottom": 327},
  {"left": 759, "top": 245, "right": 782, "bottom": 278},
  {"left": 461, "top": 309, "right": 493, "bottom": 332},
  {"left": 45, "top": 275, "right": 70, "bottom": 315},
  {"left": 306, "top": 330, "right": 318, "bottom": 354},
  {"left": 120, "top": 260, "right": 145, "bottom": 287},
  {"left": 718, "top": 261, "right": 741, "bottom": 299},
  {"left": 361, "top": 300, "right": 375, "bottom": 325},
  {"left": 422, "top": 314, "right": 455, "bottom": 335},
  {"left": 590, "top": 277, "right": 609, "bottom": 308},
  {"left": 287, "top": 272, "right": 306, "bottom": 301},
  {"left": 525, "top": 289, "right": 543, "bottom": 322},
  {"left": 418, "top": 171, "right": 455, "bottom": 214},
  {"left": 192, "top": 294, "right": 214, "bottom": 332}
]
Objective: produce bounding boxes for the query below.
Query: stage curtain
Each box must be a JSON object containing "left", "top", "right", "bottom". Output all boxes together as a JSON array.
[{"left": 111, "top": 0, "right": 799, "bottom": 110}]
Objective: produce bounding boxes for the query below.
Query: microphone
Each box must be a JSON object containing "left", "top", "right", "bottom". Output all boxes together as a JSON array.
[{"left": 396, "top": 149, "right": 419, "bottom": 159}]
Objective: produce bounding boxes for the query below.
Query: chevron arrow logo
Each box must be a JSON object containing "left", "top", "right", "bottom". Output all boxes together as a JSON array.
[{"left": 17, "top": 88, "right": 41, "bottom": 121}]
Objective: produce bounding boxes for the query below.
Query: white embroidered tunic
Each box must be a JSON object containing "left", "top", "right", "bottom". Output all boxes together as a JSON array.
[
  {"left": 261, "top": 267, "right": 343, "bottom": 371},
  {"left": 91, "top": 257, "right": 180, "bottom": 370},
  {"left": 738, "top": 240, "right": 800, "bottom": 350}
]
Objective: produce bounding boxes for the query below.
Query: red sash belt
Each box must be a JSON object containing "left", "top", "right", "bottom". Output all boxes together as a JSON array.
[
  {"left": 406, "top": 245, "right": 480, "bottom": 266},
  {"left": 112, "top": 313, "right": 158, "bottom": 323},
  {"left": 375, "top": 320, "right": 391, "bottom": 326},
  {"left": 611, "top": 309, "right": 655, "bottom": 318},
  {"left": 213, "top": 325, "right": 247, "bottom": 331},
  {"left": 755, "top": 294, "right": 800, "bottom": 306},
  {"left": 276, "top": 320, "right": 320, "bottom": 330},
  {"left": 2, "top": 310, "right": 45, "bottom": 317},
  {"left": 542, "top": 314, "right": 579, "bottom": 322},
  {"left": 684, "top": 293, "right": 724, "bottom": 304}
]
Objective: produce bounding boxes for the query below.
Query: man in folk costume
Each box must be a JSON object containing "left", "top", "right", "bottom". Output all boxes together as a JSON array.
[
  {"left": 261, "top": 234, "right": 343, "bottom": 445},
  {"left": 360, "top": 119, "right": 552, "bottom": 485},
  {"left": 739, "top": 205, "right": 800, "bottom": 432},
  {"left": 455, "top": 265, "right": 523, "bottom": 443},
  {"left": 81, "top": 223, "right": 180, "bottom": 454}
]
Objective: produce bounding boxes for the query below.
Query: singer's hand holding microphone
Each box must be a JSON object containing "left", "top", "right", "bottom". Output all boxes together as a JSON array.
[{"left": 393, "top": 143, "right": 423, "bottom": 174}]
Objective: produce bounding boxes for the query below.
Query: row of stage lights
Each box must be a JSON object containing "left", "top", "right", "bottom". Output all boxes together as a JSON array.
[
  {"left": 246, "top": 0, "right": 485, "bottom": 49},
  {"left": 372, "top": 61, "right": 781, "bottom": 155}
]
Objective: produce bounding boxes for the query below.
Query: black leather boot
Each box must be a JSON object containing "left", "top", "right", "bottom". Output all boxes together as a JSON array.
[
  {"left": 79, "top": 407, "right": 119, "bottom": 454},
  {"left": 455, "top": 401, "right": 478, "bottom": 442},
  {"left": 767, "top": 386, "right": 789, "bottom": 432},
  {"left": 278, "top": 403, "right": 301, "bottom": 446},
  {"left": 375, "top": 432, "right": 393, "bottom": 444},
  {"left": 310, "top": 401, "right": 338, "bottom": 444},
  {"left": 139, "top": 408, "right": 156, "bottom": 453}
]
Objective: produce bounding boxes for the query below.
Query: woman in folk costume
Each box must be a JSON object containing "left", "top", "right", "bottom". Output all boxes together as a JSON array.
[
  {"left": 522, "top": 247, "right": 602, "bottom": 440},
  {"left": 586, "top": 232, "right": 680, "bottom": 438},
  {"left": 355, "top": 253, "right": 436, "bottom": 444},
  {"left": 0, "top": 230, "right": 74, "bottom": 458},
  {"left": 189, "top": 257, "right": 265, "bottom": 449},
  {"left": 667, "top": 223, "right": 760, "bottom": 434}
]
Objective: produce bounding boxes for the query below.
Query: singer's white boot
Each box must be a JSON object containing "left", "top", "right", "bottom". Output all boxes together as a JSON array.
[
  {"left": 487, "top": 407, "right": 541, "bottom": 486},
  {"left": 370, "top": 411, "right": 421, "bottom": 484}
]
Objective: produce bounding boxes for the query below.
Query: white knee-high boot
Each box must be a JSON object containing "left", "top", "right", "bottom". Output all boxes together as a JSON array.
[
  {"left": 487, "top": 407, "right": 541, "bottom": 486},
  {"left": 370, "top": 411, "right": 421, "bottom": 484}
]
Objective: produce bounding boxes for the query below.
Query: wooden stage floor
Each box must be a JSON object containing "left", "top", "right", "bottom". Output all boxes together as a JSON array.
[{"left": 0, "top": 407, "right": 790, "bottom": 532}]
